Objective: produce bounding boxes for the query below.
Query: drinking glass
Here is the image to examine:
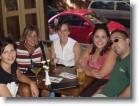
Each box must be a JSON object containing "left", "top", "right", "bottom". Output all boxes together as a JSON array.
[
  {"left": 76, "top": 65, "right": 85, "bottom": 85},
  {"left": 31, "top": 67, "right": 41, "bottom": 83},
  {"left": 54, "top": 58, "right": 59, "bottom": 71}
]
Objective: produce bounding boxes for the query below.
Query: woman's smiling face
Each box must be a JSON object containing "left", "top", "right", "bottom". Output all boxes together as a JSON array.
[
  {"left": 25, "top": 31, "right": 38, "bottom": 48},
  {"left": 0, "top": 44, "right": 16, "bottom": 65},
  {"left": 57, "top": 24, "right": 70, "bottom": 41},
  {"left": 93, "top": 29, "right": 109, "bottom": 49}
]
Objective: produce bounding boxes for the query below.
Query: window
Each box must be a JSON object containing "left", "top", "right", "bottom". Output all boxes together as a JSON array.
[
  {"left": 106, "top": 2, "right": 114, "bottom": 10},
  {"left": 67, "top": 15, "right": 85, "bottom": 26},
  {"left": 116, "top": 2, "right": 130, "bottom": 11},
  {"left": 90, "top": 1, "right": 104, "bottom": 9},
  {"left": 90, "top": 1, "right": 114, "bottom": 10},
  {"left": 84, "top": 12, "right": 107, "bottom": 25},
  {"left": 5, "top": 0, "right": 18, "bottom": 11},
  {"left": 50, "top": 15, "right": 86, "bottom": 27}
]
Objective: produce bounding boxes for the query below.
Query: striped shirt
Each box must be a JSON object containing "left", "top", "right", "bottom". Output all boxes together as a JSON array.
[{"left": 16, "top": 41, "right": 42, "bottom": 73}]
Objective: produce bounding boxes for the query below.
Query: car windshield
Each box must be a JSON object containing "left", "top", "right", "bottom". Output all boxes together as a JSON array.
[{"left": 84, "top": 12, "right": 108, "bottom": 25}]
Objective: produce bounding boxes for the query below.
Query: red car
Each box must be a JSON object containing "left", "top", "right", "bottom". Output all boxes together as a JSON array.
[{"left": 48, "top": 9, "right": 129, "bottom": 44}]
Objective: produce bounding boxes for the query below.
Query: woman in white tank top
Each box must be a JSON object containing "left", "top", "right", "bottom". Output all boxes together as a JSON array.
[{"left": 50, "top": 21, "right": 81, "bottom": 67}]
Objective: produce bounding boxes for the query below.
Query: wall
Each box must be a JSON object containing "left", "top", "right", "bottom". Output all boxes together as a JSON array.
[{"left": 0, "top": 0, "right": 4, "bottom": 38}]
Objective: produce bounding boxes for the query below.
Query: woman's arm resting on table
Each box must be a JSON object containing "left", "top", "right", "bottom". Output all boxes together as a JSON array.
[
  {"left": 82, "top": 49, "right": 117, "bottom": 79},
  {"left": 80, "top": 45, "right": 94, "bottom": 77},
  {"left": 0, "top": 84, "right": 12, "bottom": 97},
  {"left": 16, "top": 69, "right": 39, "bottom": 97},
  {"left": 91, "top": 50, "right": 117, "bottom": 79}
]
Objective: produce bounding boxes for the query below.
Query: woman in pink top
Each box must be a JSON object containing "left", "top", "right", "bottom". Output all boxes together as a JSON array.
[
  {"left": 80, "top": 24, "right": 117, "bottom": 96},
  {"left": 81, "top": 23, "right": 113, "bottom": 79}
]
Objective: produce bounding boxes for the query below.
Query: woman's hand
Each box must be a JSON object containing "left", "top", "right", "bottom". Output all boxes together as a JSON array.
[
  {"left": 30, "top": 81, "right": 39, "bottom": 97},
  {"left": 92, "top": 71, "right": 103, "bottom": 79},
  {"left": 83, "top": 65, "right": 102, "bottom": 78},
  {"left": 50, "top": 58, "right": 55, "bottom": 66},
  {"left": 82, "top": 64, "right": 93, "bottom": 77}
]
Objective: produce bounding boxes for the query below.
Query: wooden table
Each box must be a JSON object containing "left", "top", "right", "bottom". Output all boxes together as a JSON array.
[{"left": 36, "top": 65, "right": 95, "bottom": 97}]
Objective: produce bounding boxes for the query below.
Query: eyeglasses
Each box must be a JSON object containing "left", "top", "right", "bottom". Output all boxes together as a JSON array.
[{"left": 109, "top": 38, "right": 123, "bottom": 46}]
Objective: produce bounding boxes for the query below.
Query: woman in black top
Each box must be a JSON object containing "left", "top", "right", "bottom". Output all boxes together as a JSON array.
[{"left": 0, "top": 37, "right": 39, "bottom": 97}]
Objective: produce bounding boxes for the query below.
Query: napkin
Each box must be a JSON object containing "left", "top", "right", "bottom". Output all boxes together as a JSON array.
[
  {"left": 43, "top": 76, "right": 63, "bottom": 83},
  {"left": 7, "top": 82, "right": 19, "bottom": 97},
  {"left": 49, "top": 77, "right": 63, "bottom": 83},
  {"left": 59, "top": 72, "right": 77, "bottom": 79}
]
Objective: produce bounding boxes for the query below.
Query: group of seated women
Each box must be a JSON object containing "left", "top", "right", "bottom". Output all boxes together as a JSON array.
[{"left": 0, "top": 21, "right": 130, "bottom": 97}]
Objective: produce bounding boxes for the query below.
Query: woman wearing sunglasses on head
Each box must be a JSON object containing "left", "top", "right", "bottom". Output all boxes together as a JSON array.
[
  {"left": 0, "top": 37, "right": 39, "bottom": 97},
  {"left": 80, "top": 23, "right": 118, "bottom": 96}
]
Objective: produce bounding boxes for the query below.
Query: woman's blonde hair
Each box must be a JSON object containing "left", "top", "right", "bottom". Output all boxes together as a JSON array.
[{"left": 21, "top": 25, "right": 39, "bottom": 41}]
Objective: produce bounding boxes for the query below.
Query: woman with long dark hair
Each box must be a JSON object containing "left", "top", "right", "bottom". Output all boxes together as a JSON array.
[
  {"left": 80, "top": 24, "right": 117, "bottom": 96},
  {"left": 0, "top": 37, "right": 39, "bottom": 97}
]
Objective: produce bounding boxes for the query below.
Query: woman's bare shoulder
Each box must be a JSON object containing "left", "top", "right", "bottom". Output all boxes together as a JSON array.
[
  {"left": 85, "top": 45, "right": 93, "bottom": 52},
  {"left": 81, "top": 44, "right": 93, "bottom": 57}
]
